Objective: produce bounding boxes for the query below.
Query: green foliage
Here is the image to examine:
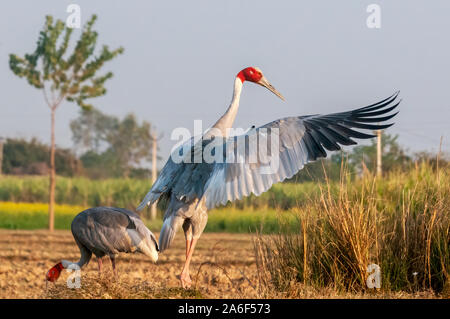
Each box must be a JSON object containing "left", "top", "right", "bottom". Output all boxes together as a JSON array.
[
  {"left": 0, "top": 176, "right": 147, "bottom": 209},
  {"left": 0, "top": 175, "right": 323, "bottom": 211},
  {"left": 0, "top": 202, "right": 293, "bottom": 234},
  {"left": 0, "top": 202, "right": 84, "bottom": 229},
  {"left": 71, "top": 108, "right": 157, "bottom": 178},
  {"left": 289, "top": 132, "right": 415, "bottom": 182},
  {"left": 80, "top": 150, "right": 122, "bottom": 179},
  {"left": 70, "top": 107, "right": 118, "bottom": 152},
  {"left": 288, "top": 153, "right": 347, "bottom": 182},
  {"left": 0, "top": 155, "right": 446, "bottom": 212},
  {"left": 9, "top": 15, "right": 123, "bottom": 110},
  {"left": 1, "top": 138, "right": 82, "bottom": 176},
  {"left": 350, "top": 131, "right": 412, "bottom": 173},
  {"left": 205, "top": 208, "right": 298, "bottom": 233},
  {"left": 9, "top": 13, "right": 124, "bottom": 229}
]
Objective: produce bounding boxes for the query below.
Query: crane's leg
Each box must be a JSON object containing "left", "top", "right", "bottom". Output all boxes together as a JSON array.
[
  {"left": 181, "top": 219, "right": 193, "bottom": 288},
  {"left": 180, "top": 237, "right": 198, "bottom": 289},
  {"left": 97, "top": 257, "right": 103, "bottom": 275},
  {"left": 182, "top": 219, "right": 193, "bottom": 259},
  {"left": 179, "top": 211, "right": 207, "bottom": 289},
  {"left": 185, "top": 238, "right": 192, "bottom": 259},
  {"left": 110, "top": 256, "right": 117, "bottom": 277}
]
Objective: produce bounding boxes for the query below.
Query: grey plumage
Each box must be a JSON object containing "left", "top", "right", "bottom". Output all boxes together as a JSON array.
[
  {"left": 70, "top": 207, "right": 159, "bottom": 267},
  {"left": 138, "top": 92, "right": 400, "bottom": 252},
  {"left": 156, "top": 196, "right": 208, "bottom": 252},
  {"left": 203, "top": 91, "right": 400, "bottom": 208}
]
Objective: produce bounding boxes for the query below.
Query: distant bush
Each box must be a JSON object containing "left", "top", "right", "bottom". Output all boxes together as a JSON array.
[{"left": 1, "top": 138, "right": 82, "bottom": 176}]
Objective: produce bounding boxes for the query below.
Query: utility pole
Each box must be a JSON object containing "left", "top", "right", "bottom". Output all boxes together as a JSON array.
[
  {"left": 0, "top": 137, "right": 3, "bottom": 176},
  {"left": 150, "top": 131, "right": 158, "bottom": 220},
  {"left": 376, "top": 130, "right": 382, "bottom": 177}
]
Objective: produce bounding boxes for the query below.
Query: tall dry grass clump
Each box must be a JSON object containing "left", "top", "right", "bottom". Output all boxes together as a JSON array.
[{"left": 254, "top": 161, "right": 449, "bottom": 297}]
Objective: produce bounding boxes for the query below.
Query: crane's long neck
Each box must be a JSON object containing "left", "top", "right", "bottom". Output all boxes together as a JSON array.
[
  {"left": 61, "top": 248, "right": 91, "bottom": 269},
  {"left": 209, "top": 77, "right": 243, "bottom": 138}
]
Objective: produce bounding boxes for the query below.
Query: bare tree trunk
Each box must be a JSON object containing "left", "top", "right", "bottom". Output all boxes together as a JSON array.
[
  {"left": 376, "top": 130, "right": 382, "bottom": 177},
  {"left": 150, "top": 133, "right": 157, "bottom": 220},
  {"left": 0, "top": 138, "right": 3, "bottom": 176},
  {"left": 48, "top": 108, "right": 56, "bottom": 232}
]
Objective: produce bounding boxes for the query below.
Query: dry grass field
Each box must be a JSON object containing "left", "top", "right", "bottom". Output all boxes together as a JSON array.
[
  {"left": 0, "top": 229, "right": 260, "bottom": 299},
  {"left": 0, "top": 229, "right": 442, "bottom": 299}
]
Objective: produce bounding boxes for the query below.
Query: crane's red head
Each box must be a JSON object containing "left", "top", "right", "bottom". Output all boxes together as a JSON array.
[
  {"left": 46, "top": 262, "right": 64, "bottom": 282},
  {"left": 237, "top": 67, "right": 263, "bottom": 83},
  {"left": 236, "top": 66, "right": 285, "bottom": 100}
]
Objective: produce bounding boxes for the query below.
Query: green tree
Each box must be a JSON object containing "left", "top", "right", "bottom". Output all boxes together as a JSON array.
[
  {"left": 9, "top": 15, "right": 123, "bottom": 231},
  {"left": 349, "top": 132, "right": 411, "bottom": 174},
  {"left": 71, "top": 109, "right": 157, "bottom": 178},
  {"left": 289, "top": 132, "right": 413, "bottom": 182},
  {"left": 2, "top": 138, "right": 82, "bottom": 176},
  {"left": 70, "top": 107, "right": 118, "bottom": 153}
]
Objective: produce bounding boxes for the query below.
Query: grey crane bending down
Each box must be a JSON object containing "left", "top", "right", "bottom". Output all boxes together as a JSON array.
[
  {"left": 45, "top": 207, "right": 159, "bottom": 282},
  {"left": 137, "top": 66, "right": 400, "bottom": 289}
]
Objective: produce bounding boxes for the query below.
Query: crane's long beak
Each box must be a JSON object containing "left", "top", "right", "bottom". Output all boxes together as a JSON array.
[{"left": 257, "top": 76, "right": 285, "bottom": 101}]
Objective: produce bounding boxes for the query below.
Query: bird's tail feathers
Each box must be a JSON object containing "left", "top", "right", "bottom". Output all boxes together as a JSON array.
[
  {"left": 158, "top": 216, "right": 178, "bottom": 252},
  {"left": 137, "top": 191, "right": 160, "bottom": 211}
]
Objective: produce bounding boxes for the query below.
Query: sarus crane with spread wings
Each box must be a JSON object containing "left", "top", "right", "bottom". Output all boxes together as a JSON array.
[{"left": 137, "top": 66, "right": 400, "bottom": 288}]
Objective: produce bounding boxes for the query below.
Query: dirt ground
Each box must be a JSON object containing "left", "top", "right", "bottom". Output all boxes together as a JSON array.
[
  {"left": 0, "top": 229, "right": 262, "bottom": 299},
  {"left": 0, "top": 229, "right": 442, "bottom": 299}
]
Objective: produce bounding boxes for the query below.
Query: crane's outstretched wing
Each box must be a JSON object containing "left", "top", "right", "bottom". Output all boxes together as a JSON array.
[
  {"left": 136, "top": 137, "right": 195, "bottom": 211},
  {"left": 202, "top": 92, "right": 400, "bottom": 209},
  {"left": 137, "top": 92, "right": 400, "bottom": 211}
]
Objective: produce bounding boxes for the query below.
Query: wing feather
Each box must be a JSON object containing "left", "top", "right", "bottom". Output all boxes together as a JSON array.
[
  {"left": 138, "top": 92, "right": 400, "bottom": 211},
  {"left": 202, "top": 92, "right": 400, "bottom": 209}
]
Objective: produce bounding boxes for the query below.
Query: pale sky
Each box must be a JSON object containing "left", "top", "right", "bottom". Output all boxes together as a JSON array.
[{"left": 0, "top": 0, "right": 449, "bottom": 167}]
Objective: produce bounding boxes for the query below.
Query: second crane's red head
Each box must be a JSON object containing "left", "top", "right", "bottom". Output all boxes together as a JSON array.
[
  {"left": 46, "top": 262, "right": 64, "bottom": 282},
  {"left": 236, "top": 66, "right": 285, "bottom": 101}
]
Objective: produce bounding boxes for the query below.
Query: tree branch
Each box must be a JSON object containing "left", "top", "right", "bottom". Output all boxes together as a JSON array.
[{"left": 42, "top": 83, "right": 52, "bottom": 109}]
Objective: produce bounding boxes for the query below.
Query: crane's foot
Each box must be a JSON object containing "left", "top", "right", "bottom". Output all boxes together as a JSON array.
[{"left": 179, "top": 272, "right": 192, "bottom": 289}]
